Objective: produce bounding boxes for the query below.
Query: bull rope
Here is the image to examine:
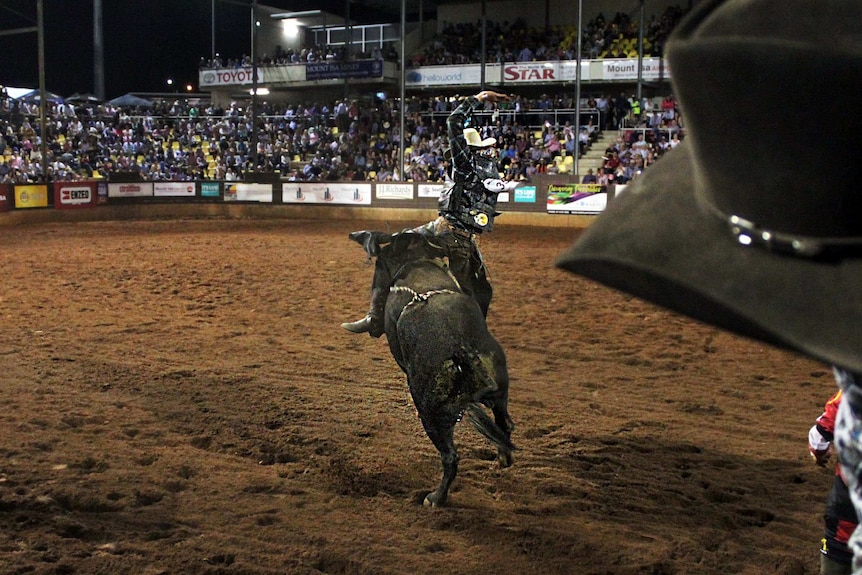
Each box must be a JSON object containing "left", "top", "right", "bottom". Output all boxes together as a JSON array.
[{"left": 390, "top": 286, "right": 459, "bottom": 313}]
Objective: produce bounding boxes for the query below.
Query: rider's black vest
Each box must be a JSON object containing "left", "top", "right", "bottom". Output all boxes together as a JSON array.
[{"left": 438, "top": 154, "right": 501, "bottom": 234}]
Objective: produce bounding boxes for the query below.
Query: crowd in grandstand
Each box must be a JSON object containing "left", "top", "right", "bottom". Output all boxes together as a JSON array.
[
  {"left": 409, "top": 7, "right": 686, "bottom": 67},
  {"left": 0, "top": 89, "right": 683, "bottom": 186},
  {"left": 198, "top": 7, "right": 686, "bottom": 70},
  {"left": 0, "top": 3, "right": 688, "bottom": 187},
  {"left": 0, "top": 86, "right": 686, "bottom": 187}
]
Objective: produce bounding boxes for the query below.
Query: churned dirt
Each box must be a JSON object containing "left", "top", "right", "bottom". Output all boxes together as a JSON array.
[{"left": 0, "top": 217, "right": 838, "bottom": 575}]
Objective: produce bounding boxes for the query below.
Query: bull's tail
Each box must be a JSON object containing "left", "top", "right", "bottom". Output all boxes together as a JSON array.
[
  {"left": 451, "top": 350, "right": 515, "bottom": 453},
  {"left": 466, "top": 403, "right": 516, "bottom": 453}
]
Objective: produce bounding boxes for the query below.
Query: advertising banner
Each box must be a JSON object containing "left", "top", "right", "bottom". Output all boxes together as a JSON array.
[
  {"left": 547, "top": 183, "right": 606, "bottom": 214},
  {"left": 154, "top": 182, "right": 196, "bottom": 197},
  {"left": 108, "top": 182, "right": 153, "bottom": 198},
  {"left": 406, "top": 65, "right": 484, "bottom": 88},
  {"left": 601, "top": 58, "right": 669, "bottom": 81},
  {"left": 513, "top": 186, "right": 537, "bottom": 203},
  {"left": 502, "top": 62, "right": 562, "bottom": 83},
  {"left": 97, "top": 181, "right": 108, "bottom": 204},
  {"left": 406, "top": 57, "right": 668, "bottom": 87},
  {"left": 224, "top": 183, "right": 272, "bottom": 202},
  {"left": 375, "top": 183, "right": 413, "bottom": 200},
  {"left": 54, "top": 181, "right": 98, "bottom": 209},
  {"left": 201, "top": 182, "right": 220, "bottom": 198},
  {"left": 198, "top": 67, "right": 264, "bottom": 87},
  {"left": 306, "top": 60, "right": 383, "bottom": 81},
  {"left": 281, "top": 183, "right": 371, "bottom": 205},
  {"left": 263, "top": 65, "right": 307, "bottom": 84},
  {"left": 0, "top": 184, "right": 12, "bottom": 212},
  {"left": 14, "top": 184, "right": 49, "bottom": 208},
  {"left": 417, "top": 183, "right": 449, "bottom": 198}
]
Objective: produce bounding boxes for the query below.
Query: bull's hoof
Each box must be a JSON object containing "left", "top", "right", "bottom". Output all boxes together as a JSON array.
[
  {"left": 423, "top": 492, "right": 446, "bottom": 507},
  {"left": 498, "top": 452, "right": 514, "bottom": 468}
]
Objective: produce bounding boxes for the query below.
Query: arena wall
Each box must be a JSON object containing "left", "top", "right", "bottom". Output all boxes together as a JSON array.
[{"left": 0, "top": 178, "right": 597, "bottom": 229}]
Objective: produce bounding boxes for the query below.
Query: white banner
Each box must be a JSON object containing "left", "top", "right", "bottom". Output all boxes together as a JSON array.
[
  {"left": 376, "top": 183, "right": 413, "bottom": 200},
  {"left": 199, "top": 67, "right": 265, "bottom": 87},
  {"left": 224, "top": 183, "right": 272, "bottom": 202},
  {"left": 406, "top": 65, "right": 484, "bottom": 87},
  {"left": 281, "top": 183, "right": 371, "bottom": 205},
  {"left": 57, "top": 185, "right": 93, "bottom": 205},
  {"left": 417, "top": 183, "right": 449, "bottom": 198},
  {"left": 406, "top": 57, "right": 668, "bottom": 87},
  {"left": 601, "top": 58, "right": 670, "bottom": 81},
  {"left": 108, "top": 182, "right": 153, "bottom": 198}
]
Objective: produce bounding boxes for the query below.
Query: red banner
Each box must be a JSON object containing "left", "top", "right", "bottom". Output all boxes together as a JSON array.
[
  {"left": 0, "top": 184, "right": 11, "bottom": 212},
  {"left": 54, "top": 181, "right": 98, "bottom": 209}
]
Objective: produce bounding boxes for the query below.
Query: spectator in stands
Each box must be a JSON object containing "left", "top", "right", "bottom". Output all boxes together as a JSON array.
[
  {"left": 517, "top": 44, "right": 535, "bottom": 62},
  {"left": 581, "top": 168, "right": 597, "bottom": 184}
]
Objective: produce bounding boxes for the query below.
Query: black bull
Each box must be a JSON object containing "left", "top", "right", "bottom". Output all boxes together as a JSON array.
[{"left": 349, "top": 230, "right": 515, "bottom": 507}]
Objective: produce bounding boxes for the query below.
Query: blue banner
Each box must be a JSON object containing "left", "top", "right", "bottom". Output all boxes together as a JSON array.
[{"left": 305, "top": 60, "right": 384, "bottom": 81}]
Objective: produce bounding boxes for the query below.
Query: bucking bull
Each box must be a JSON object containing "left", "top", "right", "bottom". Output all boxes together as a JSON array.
[{"left": 348, "top": 230, "right": 515, "bottom": 507}]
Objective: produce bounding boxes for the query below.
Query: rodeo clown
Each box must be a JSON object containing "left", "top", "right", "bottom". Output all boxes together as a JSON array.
[
  {"left": 341, "top": 90, "right": 518, "bottom": 337},
  {"left": 810, "top": 387, "right": 859, "bottom": 575}
]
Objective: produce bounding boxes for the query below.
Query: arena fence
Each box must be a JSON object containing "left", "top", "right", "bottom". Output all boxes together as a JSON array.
[{"left": 0, "top": 177, "right": 618, "bottom": 228}]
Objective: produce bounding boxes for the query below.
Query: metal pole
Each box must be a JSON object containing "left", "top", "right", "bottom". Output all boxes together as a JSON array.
[
  {"left": 344, "top": 0, "right": 350, "bottom": 99},
  {"left": 637, "top": 0, "right": 644, "bottom": 101},
  {"left": 573, "top": 0, "right": 582, "bottom": 178},
  {"left": 480, "top": 0, "right": 486, "bottom": 90},
  {"left": 399, "top": 0, "right": 406, "bottom": 181},
  {"left": 251, "top": 0, "right": 259, "bottom": 175},
  {"left": 94, "top": 0, "right": 104, "bottom": 100},
  {"left": 38, "top": 0, "right": 48, "bottom": 183},
  {"left": 212, "top": 0, "right": 216, "bottom": 61}
]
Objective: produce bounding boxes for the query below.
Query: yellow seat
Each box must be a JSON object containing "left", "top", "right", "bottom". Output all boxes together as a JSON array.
[
  {"left": 92, "top": 169, "right": 101, "bottom": 178},
  {"left": 331, "top": 126, "right": 338, "bottom": 134},
  {"left": 172, "top": 141, "right": 180, "bottom": 150}
]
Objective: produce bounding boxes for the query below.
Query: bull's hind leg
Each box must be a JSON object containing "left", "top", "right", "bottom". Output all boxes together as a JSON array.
[
  {"left": 491, "top": 400, "right": 515, "bottom": 468},
  {"left": 488, "top": 356, "right": 514, "bottom": 468},
  {"left": 417, "top": 415, "right": 459, "bottom": 507}
]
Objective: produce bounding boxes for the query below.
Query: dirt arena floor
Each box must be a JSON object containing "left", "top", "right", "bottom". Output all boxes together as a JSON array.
[{"left": 0, "top": 216, "right": 842, "bottom": 574}]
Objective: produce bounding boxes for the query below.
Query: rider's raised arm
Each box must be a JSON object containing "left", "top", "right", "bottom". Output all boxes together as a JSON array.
[{"left": 446, "top": 95, "right": 480, "bottom": 174}]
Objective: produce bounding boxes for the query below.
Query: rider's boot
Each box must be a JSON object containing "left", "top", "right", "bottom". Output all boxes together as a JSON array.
[{"left": 341, "top": 288, "right": 386, "bottom": 337}]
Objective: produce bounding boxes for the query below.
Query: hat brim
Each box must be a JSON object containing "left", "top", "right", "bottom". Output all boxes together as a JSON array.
[
  {"left": 469, "top": 137, "right": 496, "bottom": 148},
  {"left": 556, "top": 143, "right": 862, "bottom": 373}
]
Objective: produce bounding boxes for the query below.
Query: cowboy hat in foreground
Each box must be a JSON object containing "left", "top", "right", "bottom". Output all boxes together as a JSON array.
[{"left": 556, "top": 1, "right": 862, "bottom": 573}]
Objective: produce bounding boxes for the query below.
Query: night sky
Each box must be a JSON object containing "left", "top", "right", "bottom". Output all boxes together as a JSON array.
[
  {"left": 0, "top": 0, "right": 419, "bottom": 100},
  {"left": 0, "top": 1, "right": 255, "bottom": 100}
]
